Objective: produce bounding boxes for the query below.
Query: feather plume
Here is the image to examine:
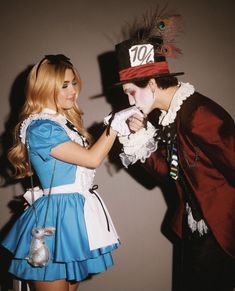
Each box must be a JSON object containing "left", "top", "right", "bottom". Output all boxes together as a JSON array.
[
  {"left": 156, "top": 43, "right": 182, "bottom": 58},
  {"left": 122, "top": 5, "right": 183, "bottom": 57},
  {"left": 157, "top": 15, "right": 183, "bottom": 42}
]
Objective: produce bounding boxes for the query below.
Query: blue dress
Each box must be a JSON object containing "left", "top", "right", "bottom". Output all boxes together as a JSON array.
[{"left": 2, "top": 111, "right": 120, "bottom": 282}]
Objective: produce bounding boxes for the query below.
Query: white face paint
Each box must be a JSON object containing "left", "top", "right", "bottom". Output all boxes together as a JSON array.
[{"left": 122, "top": 83, "right": 155, "bottom": 114}]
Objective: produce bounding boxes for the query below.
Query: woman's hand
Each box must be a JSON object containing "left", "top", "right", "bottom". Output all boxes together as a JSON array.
[
  {"left": 127, "top": 113, "right": 147, "bottom": 133},
  {"left": 104, "top": 106, "right": 144, "bottom": 136}
]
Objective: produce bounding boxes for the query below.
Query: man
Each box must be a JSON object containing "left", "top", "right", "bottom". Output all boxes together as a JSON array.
[{"left": 112, "top": 9, "right": 235, "bottom": 291}]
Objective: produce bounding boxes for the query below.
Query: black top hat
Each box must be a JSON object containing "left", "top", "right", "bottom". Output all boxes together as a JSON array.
[{"left": 114, "top": 11, "right": 184, "bottom": 86}]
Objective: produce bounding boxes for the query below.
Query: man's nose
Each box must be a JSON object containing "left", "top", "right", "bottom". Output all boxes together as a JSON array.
[{"left": 128, "top": 95, "right": 135, "bottom": 105}]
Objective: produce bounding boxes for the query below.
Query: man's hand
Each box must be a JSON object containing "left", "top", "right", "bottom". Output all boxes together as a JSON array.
[{"left": 127, "top": 113, "right": 147, "bottom": 133}]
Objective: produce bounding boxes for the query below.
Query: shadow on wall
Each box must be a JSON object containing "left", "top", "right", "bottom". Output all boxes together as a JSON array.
[
  {"left": 0, "top": 65, "right": 33, "bottom": 187},
  {"left": 89, "top": 51, "right": 183, "bottom": 291},
  {"left": 0, "top": 65, "right": 33, "bottom": 291}
]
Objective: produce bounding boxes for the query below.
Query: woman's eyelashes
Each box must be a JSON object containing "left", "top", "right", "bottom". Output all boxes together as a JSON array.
[{"left": 62, "top": 80, "right": 77, "bottom": 89}]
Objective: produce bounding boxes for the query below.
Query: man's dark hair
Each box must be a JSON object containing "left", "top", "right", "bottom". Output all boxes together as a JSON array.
[{"left": 133, "top": 76, "right": 178, "bottom": 89}]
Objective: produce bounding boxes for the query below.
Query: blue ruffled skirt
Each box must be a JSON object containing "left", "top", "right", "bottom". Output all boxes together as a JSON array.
[{"left": 2, "top": 193, "right": 119, "bottom": 281}]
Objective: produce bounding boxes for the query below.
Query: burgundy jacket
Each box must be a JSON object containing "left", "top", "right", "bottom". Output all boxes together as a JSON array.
[{"left": 143, "top": 92, "right": 235, "bottom": 259}]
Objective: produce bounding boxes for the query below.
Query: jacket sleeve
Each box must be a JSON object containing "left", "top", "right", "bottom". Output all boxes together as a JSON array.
[
  {"left": 187, "top": 100, "right": 235, "bottom": 184},
  {"left": 142, "top": 145, "right": 170, "bottom": 183}
]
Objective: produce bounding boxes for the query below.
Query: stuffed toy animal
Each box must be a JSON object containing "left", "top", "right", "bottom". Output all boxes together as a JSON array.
[{"left": 26, "top": 227, "right": 56, "bottom": 267}]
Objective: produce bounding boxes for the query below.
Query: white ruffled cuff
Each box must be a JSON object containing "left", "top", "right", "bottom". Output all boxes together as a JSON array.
[{"left": 118, "top": 121, "right": 158, "bottom": 168}]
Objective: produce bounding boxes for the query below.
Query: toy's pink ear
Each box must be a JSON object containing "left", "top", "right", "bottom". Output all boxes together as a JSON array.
[{"left": 44, "top": 227, "right": 56, "bottom": 235}]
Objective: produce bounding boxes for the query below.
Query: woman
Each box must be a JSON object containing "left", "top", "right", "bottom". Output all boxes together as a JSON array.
[{"left": 2, "top": 54, "right": 142, "bottom": 291}]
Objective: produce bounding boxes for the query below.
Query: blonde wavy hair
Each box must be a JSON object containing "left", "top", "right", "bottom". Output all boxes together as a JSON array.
[{"left": 8, "top": 55, "right": 92, "bottom": 179}]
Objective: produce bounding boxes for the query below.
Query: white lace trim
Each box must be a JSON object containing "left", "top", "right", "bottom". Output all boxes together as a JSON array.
[
  {"left": 20, "top": 111, "right": 86, "bottom": 146},
  {"left": 118, "top": 122, "right": 158, "bottom": 168},
  {"left": 186, "top": 203, "right": 208, "bottom": 236},
  {"left": 159, "top": 82, "right": 195, "bottom": 126}
]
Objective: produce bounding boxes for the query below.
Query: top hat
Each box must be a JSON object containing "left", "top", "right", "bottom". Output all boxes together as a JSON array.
[{"left": 114, "top": 11, "right": 184, "bottom": 86}]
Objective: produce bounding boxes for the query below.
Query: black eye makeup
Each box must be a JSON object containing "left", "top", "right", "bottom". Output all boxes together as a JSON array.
[
  {"left": 62, "top": 79, "right": 77, "bottom": 89},
  {"left": 62, "top": 82, "right": 69, "bottom": 89}
]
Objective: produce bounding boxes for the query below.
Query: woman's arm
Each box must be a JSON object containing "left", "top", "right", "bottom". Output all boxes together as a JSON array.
[
  {"left": 28, "top": 106, "right": 143, "bottom": 169},
  {"left": 51, "top": 128, "right": 117, "bottom": 168}
]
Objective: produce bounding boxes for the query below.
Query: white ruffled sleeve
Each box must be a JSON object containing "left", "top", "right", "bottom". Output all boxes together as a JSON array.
[{"left": 118, "top": 121, "right": 158, "bottom": 168}]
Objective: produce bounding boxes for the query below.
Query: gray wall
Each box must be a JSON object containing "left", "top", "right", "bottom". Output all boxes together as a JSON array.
[{"left": 0, "top": 1, "right": 234, "bottom": 291}]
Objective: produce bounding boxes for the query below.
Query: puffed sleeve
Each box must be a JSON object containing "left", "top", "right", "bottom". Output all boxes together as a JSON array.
[{"left": 27, "top": 120, "right": 71, "bottom": 161}]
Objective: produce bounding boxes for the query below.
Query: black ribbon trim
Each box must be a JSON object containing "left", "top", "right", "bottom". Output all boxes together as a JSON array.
[
  {"left": 89, "top": 185, "right": 110, "bottom": 232},
  {"left": 105, "top": 112, "right": 115, "bottom": 136},
  {"left": 65, "top": 120, "right": 87, "bottom": 147}
]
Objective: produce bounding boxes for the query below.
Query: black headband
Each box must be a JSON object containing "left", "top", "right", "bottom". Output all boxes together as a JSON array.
[{"left": 35, "top": 54, "right": 72, "bottom": 78}]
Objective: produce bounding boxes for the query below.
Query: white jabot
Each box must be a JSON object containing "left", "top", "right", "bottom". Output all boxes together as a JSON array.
[{"left": 159, "top": 82, "right": 195, "bottom": 126}]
